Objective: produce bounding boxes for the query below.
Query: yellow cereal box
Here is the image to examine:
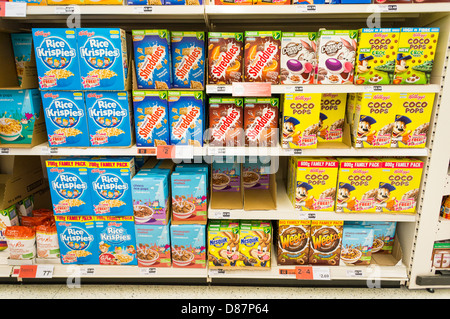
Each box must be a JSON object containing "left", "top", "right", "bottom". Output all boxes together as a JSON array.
[
  {"left": 346, "top": 93, "right": 356, "bottom": 126},
  {"left": 84, "top": 0, "right": 124, "bottom": 4},
  {"left": 391, "top": 92, "right": 435, "bottom": 148},
  {"left": 238, "top": 220, "right": 271, "bottom": 268},
  {"left": 352, "top": 92, "right": 399, "bottom": 148},
  {"left": 318, "top": 93, "right": 347, "bottom": 142},
  {"left": 336, "top": 157, "right": 382, "bottom": 213},
  {"left": 355, "top": 28, "right": 400, "bottom": 85},
  {"left": 208, "top": 220, "right": 240, "bottom": 268},
  {"left": 377, "top": 157, "right": 424, "bottom": 213},
  {"left": 281, "top": 93, "right": 321, "bottom": 149},
  {"left": 394, "top": 27, "right": 440, "bottom": 85},
  {"left": 287, "top": 157, "right": 339, "bottom": 211}
]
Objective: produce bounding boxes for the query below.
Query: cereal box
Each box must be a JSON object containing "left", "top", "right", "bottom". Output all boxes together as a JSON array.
[
  {"left": 348, "top": 221, "right": 397, "bottom": 254},
  {"left": 132, "top": 30, "right": 172, "bottom": 90},
  {"left": 85, "top": 0, "right": 124, "bottom": 4},
  {"left": 55, "top": 215, "right": 99, "bottom": 265},
  {"left": 208, "top": 220, "right": 240, "bottom": 268},
  {"left": 309, "top": 220, "right": 343, "bottom": 266},
  {"left": 171, "top": 224, "right": 206, "bottom": 268},
  {"left": 208, "top": 32, "right": 244, "bottom": 84},
  {"left": 171, "top": 31, "right": 205, "bottom": 89},
  {"left": 135, "top": 223, "right": 171, "bottom": 267},
  {"left": 340, "top": 225, "right": 374, "bottom": 265},
  {"left": 171, "top": 171, "right": 208, "bottom": 224},
  {"left": 391, "top": 92, "right": 435, "bottom": 148},
  {"left": 277, "top": 220, "right": 310, "bottom": 266},
  {"left": 253, "top": 0, "right": 290, "bottom": 3},
  {"left": 10, "top": 0, "right": 47, "bottom": 5},
  {"left": 353, "top": 92, "right": 399, "bottom": 148},
  {"left": 377, "top": 157, "right": 423, "bottom": 213},
  {"left": 243, "top": 156, "right": 270, "bottom": 190},
  {"left": 315, "top": 30, "right": 358, "bottom": 84},
  {"left": 132, "top": 90, "right": 169, "bottom": 147},
  {"left": 131, "top": 170, "right": 170, "bottom": 225},
  {"left": 318, "top": 93, "right": 347, "bottom": 142},
  {"left": 238, "top": 220, "right": 271, "bottom": 268},
  {"left": 394, "top": 27, "right": 440, "bottom": 85},
  {"left": 166, "top": 0, "right": 202, "bottom": 4},
  {"left": 95, "top": 216, "right": 137, "bottom": 266},
  {"left": 244, "top": 31, "right": 281, "bottom": 84},
  {"left": 354, "top": 28, "right": 400, "bottom": 85},
  {"left": 85, "top": 91, "right": 133, "bottom": 147},
  {"left": 336, "top": 157, "right": 382, "bottom": 213},
  {"left": 88, "top": 157, "right": 136, "bottom": 216},
  {"left": 280, "top": 32, "right": 318, "bottom": 85},
  {"left": 32, "top": 28, "right": 81, "bottom": 90},
  {"left": 77, "top": 28, "right": 128, "bottom": 90},
  {"left": 214, "top": 0, "right": 252, "bottom": 3},
  {"left": 41, "top": 91, "right": 90, "bottom": 148},
  {"left": 212, "top": 158, "right": 241, "bottom": 193},
  {"left": 46, "top": 157, "right": 92, "bottom": 216},
  {"left": 168, "top": 91, "right": 204, "bottom": 147},
  {"left": 208, "top": 97, "right": 244, "bottom": 147},
  {"left": 281, "top": 93, "right": 322, "bottom": 149},
  {"left": 0, "top": 205, "right": 20, "bottom": 251},
  {"left": 244, "top": 97, "right": 279, "bottom": 147},
  {"left": 287, "top": 157, "right": 339, "bottom": 211},
  {"left": 11, "top": 33, "right": 35, "bottom": 87}
]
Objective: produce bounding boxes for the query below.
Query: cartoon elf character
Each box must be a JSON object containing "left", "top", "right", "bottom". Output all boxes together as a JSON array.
[
  {"left": 296, "top": 182, "right": 315, "bottom": 211},
  {"left": 356, "top": 115, "right": 377, "bottom": 147},
  {"left": 391, "top": 115, "right": 412, "bottom": 148},
  {"left": 376, "top": 183, "right": 396, "bottom": 212},
  {"left": 336, "top": 183, "right": 357, "bottom": 212},
  {"left": 282, "top": 116, "right": 301, "bottom": 146}
]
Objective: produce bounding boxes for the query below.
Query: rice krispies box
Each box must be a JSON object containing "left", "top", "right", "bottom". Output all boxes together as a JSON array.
[
  {"left": 41, "top": 91, "right": 89, "bottom": 147},
  {"left": 96, "top": 216, "right": 137, "bottom": 266},
  {"left": 46, "top": 157, "right": 92, "bottom": 216},
  {"left": 171, "top": 224, "right": 206, "bottom": 268},
  {"left": 171, "top": 31, "right": 205, "bottom": 89},
  {"left": 32, "top": 28, "right": 81, "bottom": 90},
  {"left": 55, "top": 215, "right": 99, "bottom": 265},
  {"left": 77, "top": 28, "right": 129, "bottom": 90},
  {"left": 135, "top": 223, "right": 171, "bottom": 268},
  {"left": 85, "top": 91, "right": 133, "bottom": 147},
  {"left": 88, "top": 156, "right": 136, "bottom": 216},
  {"left": 208, "top": 97, "right": 244, "bottom": 147},
  {"left": 168, "top": 91, "right": 204, "bottom": 146},
  {"left": 132, "top": 30, "right": 172, "bottom": 90},
  {"left": 132, "top": 90, "right": 169, "bottom": 147}
]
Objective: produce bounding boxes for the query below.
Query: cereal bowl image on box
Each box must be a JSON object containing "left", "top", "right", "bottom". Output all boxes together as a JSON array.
[{"left": 171, "top": 224, "right": 206, "bottom": 268}]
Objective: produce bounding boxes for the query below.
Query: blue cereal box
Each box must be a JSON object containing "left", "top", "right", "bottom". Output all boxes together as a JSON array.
[
  {"left": 95, "top": 216, "right": 137, "bottom": 266},
  {"left": 168, "top": 91, "right": 204, "bottom": 146},
  {"left": 170, "top": 224, "right": 206, "bottom": 268},
  {"left": 46, "top": 157, "right": 92, "bottom": 216},
  {"left": 41, "top": 91, "right": 90, "bottom": 147},
  {"left": 85, "top": 91, "right": 133, "bottom": 147},
  {"left": 340, "top": 225, "right": 374, "bottom": 265},
  {"left": 132, "top": 90, "right": 169, "bottom": 147},
  {"left": 11, "top": 33, "right": 34, "bottom": 87},
  {"left": 135, "top": 223, "right": 171, "bottom": 267},
  {"left": 132, "top": 30, "right": 172, "bottom": 90},
  {"left": 88, "top": 156, "right": 136, "bottom": 216},
  {"left": 32, "top": 28, "right": 81, "bottom": 90},
  {"left": 77, "top": 28, "right": 129, "bottom": 91},
  {"left": 171, "top": 31, "right": 205, "bottom": 89},
  {"left": 55, "top": 215, "right": 99, "bottom": 265}
]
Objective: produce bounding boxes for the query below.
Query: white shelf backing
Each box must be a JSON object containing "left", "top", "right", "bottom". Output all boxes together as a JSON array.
[{"left": 436, "top": 218, "right": 450, "bottom": 242}]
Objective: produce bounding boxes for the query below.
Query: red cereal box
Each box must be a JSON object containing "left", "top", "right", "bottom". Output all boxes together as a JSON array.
[
  {"left": 208, "top": 97, "right": 244, "bottom": 147},
  {"left": 244, "top": 97, "right": 279, "bottom": 147}
]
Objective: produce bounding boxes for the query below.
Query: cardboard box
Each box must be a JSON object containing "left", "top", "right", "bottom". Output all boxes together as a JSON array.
[
  {"left": 208, "top": 97, "right": 244, "bottom": 147},
  {"left": 238, "top": 220, "right": 271, "bottom": 268},
  {"left": 340, "top": 224, "right": 374, "bottom": 265},
  {"left": 11, "top": 33, "right": 38, "bottom": 88},
  {"left": 277, "top": 220, "right": 310, "bottom": 265},
  {"left": 170, "top": 224, "right": 206, "bottom": 268},
  {"left": 135, "top": 223, "right": 171, "bottom": 267},
  {"left": 309, "top": 220, "right": 343, "bottom": 266},
  {"left": 208, "top": 220, "right": 240, "bottom": 268},
  {"left": 0, "top": 205, "right": 20, "bottom": 250},
  {"left": 319, "top": 93, "right": 347, "bottom": 143},
  {"left": 210, "top": 157, "right": 243, "bottom": 210},
  {"left": 244, "top": 97, "right": 279, "bottom": 147}
]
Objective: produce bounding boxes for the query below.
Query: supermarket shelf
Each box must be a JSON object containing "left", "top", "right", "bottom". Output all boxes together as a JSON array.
[
  {"left": 443, "top": 168, "right": 450, "bottom": 196},
  {"left": 209, "top": 181, "right": 418, "bottom": 222}
]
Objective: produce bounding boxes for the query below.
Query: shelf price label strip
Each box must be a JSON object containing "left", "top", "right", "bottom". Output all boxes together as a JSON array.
[
  {"left": 17, "top": 265, "right": 54, "bottom": 279},
  {"left": 0, "top": 2, "right": 26, "bottom": 17}
]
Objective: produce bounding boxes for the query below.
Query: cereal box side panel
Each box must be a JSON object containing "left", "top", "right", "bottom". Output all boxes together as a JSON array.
[
  {"left": 319, "top": 93, "right": 347, "bottom": 142},
  {"left": 135, "top": 224, "right": 171, "bottom": 267}
]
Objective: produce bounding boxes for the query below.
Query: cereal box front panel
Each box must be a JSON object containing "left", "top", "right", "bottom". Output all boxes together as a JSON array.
[
  {"left": 132, "top": 30, "right": 172, "bottom": 90},
  {"left": 394, "top": 27, "right": 440, "bottom": 85},
  {"left": 41, "top": 91, "right": 90, "bottom": 147},
  {"left": 46, "top": 158, "right": 92, "bottom": 216},
  {"left": 281, "top": 93, "right": 322, "bottom": 149},
  {"left": 208, "top": 221, "right": 240, "bottom": 267},
  {"left": 32, "top": 28, "right": 81, "bottom": 90},
  {"left": 169, "top": 91, "right": 204, "bottom": 146},
  {"left": 277, "top": 220, "right": 310, "bottom": 265},
  {"left": 96, "top": 216, "right": 137, "bottom": 266},
  {"left": 243, "top": 157, "right": 270, "bottom": 190},
  {"left": 319, "top": 93, "right": 347, "bottom": 142},
  {"left": 171, "top": 172, "right": 207, "bottom": 223},
  {"left": 244, "top": 97, "right": 279, "bottom": 147},
  {"left": 55, "top": 215, "right": 99, "bottom": 265},
  {"left": 208, "top": 97, "right": 244, "bottom": 147},
  {"left": 86, "top": 91, "right": 133, "bottom": 147},
  {"left": 171, "top": 224, "right": 206, "bottom": 268},
  {"left": 238, "top": 221, "right": 271, "bottom": 268},
  {"left": 171, "top": 32, "right": 205, "bottom": 89},
  {"left": 309, "top": 220, "right": 343, "bottom": 266},
  {"left": 212, "top": 160, "right": 241, "bottom": 192},
  {"left": 135, "top": 224, "right": 171, "bottom": 267},
  {"left": 392, "top": 93, "right": 435, "bottom": 148},
  {"left": 357, "top": 221, "right": 397, "bottom": 254},
  {"left": 133, "top": 90, "right": 169, "bottom": 147},
  {"left": 340, "top": 225, "right": 374, "bottom": 265}
]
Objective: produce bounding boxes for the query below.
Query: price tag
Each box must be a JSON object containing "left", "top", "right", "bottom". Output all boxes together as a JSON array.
[
  {"left": 299, "top": 212, "right": 317, "bottom": 220},
  {"left": 137, "top": 147, "right": 156, "bottom": 155},
  {"left": 285, "top": 86, "right": 304, "bottom": 93},
  {"left": 208, "top": 147, "right": 227, "bottom": 156},
  {"left": 279, "top": 269, "right": 296, "bottom": 277},
  {"left": 80, "top": 267, "right": 96, "bottom": 276},
  {"left": 232, "top": 82, "right": 271, "bottom": 97},
  {"left": 296, "top": 4, "right": 317, "bottom": 13},
  {"left": 209, "top": 269, "right": 226, "bottom": 276},
  {"left": 296, "top": 266, "right": 330, "bottom": 280},
  {"left": 214, "top": 211, "right": 231, "bottom": 219},
  {"left": 175, "top": 145, "right": 194, "bottom": 159},
  {"left": 0, "top": 148, "right": 10, "bottom": 155},
  {"left": 18, "top": 265, "right": 54, "bottom": 279},
  {"left": 139, "top": 268, "right": 157, "bottom": 276},
  {"left": 0, "top": 2, "right": 27, "bottom": 17},
  {"left": 156, "top": 145, "right": 174, "bottom": 159},
  {"left": 347, "top": 269, "right": 364, "bottom": 278},
  {"left": 54, "top": 6, "right": 80, "bottom": 14},
  {"left": 378, "top": 4, "right": 398, "bottom": 12},
  {"left": 313, "top": 267, "right": 331, "bottom": 280},
  {"left": 208, "top": 85, "right": 229, "bottom": 94},
  {"left": 364, "top": 85, "right": 383, "bottom": 92},
  {"left": 132, "top": 6, "right": 153, "bottom": 14},
  {"left": 282, "top": 148, "right": 303, "bottom": 156}
]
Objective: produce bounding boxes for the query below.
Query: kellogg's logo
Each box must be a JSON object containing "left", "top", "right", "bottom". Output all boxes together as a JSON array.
[
  {"left": 172, "top": 106, "right": 200, "bottom": 140},
  {"left": 80, "top": 36, "right": 120, "bottom": 69},
  {"left": 139, "top": 45, "right": 166, "bottom": 82},
  {"left": 175, "top": 47, "right": 202, "bottom": 82},
  {"left": 35, "top": 36, "right": 76, "bottom": 69},
  {"left": 138, "top": 106, "right": 166, "bottom": 140}
]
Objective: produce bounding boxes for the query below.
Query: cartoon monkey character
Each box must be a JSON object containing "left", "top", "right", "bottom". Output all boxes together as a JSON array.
[
  {"left": 336, "top": 183, "right": 356, "bottom": 212},
  {"left": 296, "top": 182, "right": 315, "bottom": 211},
  {"left": 376, "top": 183, "right": 396, "bottom": 212},
  {"left": 357, "top": 54, "right": 374, "bottom": 74},
  {"left": 283, "top": 116, "right": 300, "bottom": 145},
  {"left": 391, "top": 115, "right": 412, "bottom": 148},
  {"left": 356, "top": 115, "right": 377, "bottom": 147}
]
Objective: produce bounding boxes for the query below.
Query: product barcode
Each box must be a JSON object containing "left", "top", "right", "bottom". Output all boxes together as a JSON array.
[
  {"left": 222, "top": 211, "right": 231, "bottom": 218},
  {"left": 1, "top": 148, "right": 9, "bottom": 154}
]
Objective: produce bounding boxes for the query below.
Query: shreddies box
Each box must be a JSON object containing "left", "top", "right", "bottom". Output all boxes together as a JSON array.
[
  {"left": 208, "top": 220, "right": 240, "bottom": 268},
  {"left": 32, "top": 28, "right": 81, "bottom": 90},
  {"left": 208, "top": 97, "right": 244, "bottom": 147},
  {"left": 41, "top": 91, "right": 90, "bottom": 148},
  {"left": 280, "top": 32, "right": 318, "bottom": 85},
  {"left": 336, "top": 157, "right": 382, "bottom": 213},
  {"left": 46, "top": 157, "right": 92, "bottom": 216},
  {"left": 394, "top": 27, "right": 440, "bottom": 85},
  {"left": 132, "top": 90, "right": 169, "bottom": 147},
  {"left": 244, "top": 97, "right": 279, "bottom": 147},
  {"left": 77, "top": 28, "right": 128, "bottom": 91},
  {"left": 354, "top": 28, "right": 401, "bottom": 85},
  {"left": 318, "top": 93, "right": 347, "bottom": 142},
  {"left": 391, "top": 92, "right": 435, "bottom": 148},
  {"left": 171, "top": 31, "right": 205, "bottom": 90},
  {"left": 287, "top": 157, "right": 339, "bottom": 211},
  {"left": 132, "top": 30, "right": 172, "bottom": 90},
  {"left": 238, "top": 220, "right": 271, "bottom": 268},
  {"left": 135, "top": 223, "right": 171, "bottom": 268},
  {"left": 281, "top": 93, "right": 322, "bottom": 149},
  {"left": 277, "top": 220, "right": 310, "bottom": 266},
  {"left": 309, "top": 220, "right": 343, "bottom": 266},
  {"left": 170, "top": 224, "right": 206, "bottom": 268},
  {"left": 208, "top": 32, "right": 244, "bottom": 85}
]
